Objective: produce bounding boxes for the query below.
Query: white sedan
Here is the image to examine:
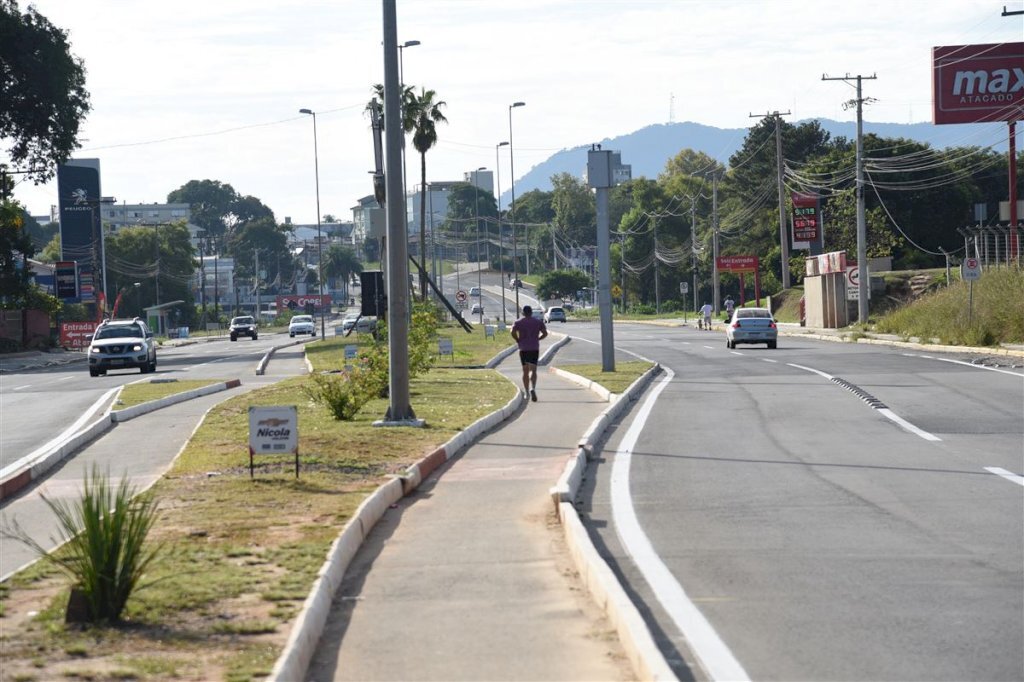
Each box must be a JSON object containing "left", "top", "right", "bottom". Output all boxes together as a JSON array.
[
  {"left": 725, "top": 308, "right": 778, "bottom": 349},
  {"left": 289, "top": 315, "right": 317, "bottom": 337}
]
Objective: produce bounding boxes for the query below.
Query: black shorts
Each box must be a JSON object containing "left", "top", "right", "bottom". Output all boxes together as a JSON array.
[{"left": 519, "top": 350, "right": 540, "bottom": 366}]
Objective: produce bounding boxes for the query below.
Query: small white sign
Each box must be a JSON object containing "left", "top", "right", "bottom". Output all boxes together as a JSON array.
[
  {"left": 249, "top": 406, "right": 298, "bottom": 456},
  {"left": 438, "top": 338, "right": 454, "bottom": 355},
  {"left": 679, "top": 281, "right": 689, "bottom": 294},
  {"left": 344, "top": 344, "right": 358, "bottom": 359},
  {"left": 962, "top": 258, "right": 982, "bottom": 281}
]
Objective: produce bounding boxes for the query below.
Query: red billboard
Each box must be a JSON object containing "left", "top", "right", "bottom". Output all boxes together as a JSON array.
[
  {"left": 276, "top": 294, "right": 331, "bottom": 312},
  {"left": 60, "top": 321, "right": 99, "bottom": 349},
  {"left": 791, "top": 193, "right": 821, "bottom": 242},
  {"left": 932, "top": 42, "right": 1024, "bottom": 125},
  {"left": 716, "top": 255, "right": 758, "bottom": 272}
]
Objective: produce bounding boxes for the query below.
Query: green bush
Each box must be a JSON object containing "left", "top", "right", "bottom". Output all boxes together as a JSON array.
[
  {"left": 2, "top": 466, "right": 162, "bottom": 623},
  {"left": 303, "top": 372, "right": 371, "bottom": 420}
]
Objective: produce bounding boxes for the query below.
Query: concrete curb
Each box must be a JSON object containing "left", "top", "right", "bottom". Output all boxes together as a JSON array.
[
  {"left": 779, "top": 328, "right": 1024, "bottom": 358},
  {"left": 547, "top": 362, "right": 674, "bottom": 681},
  {"left": 0, "top": 379, "right": 242, "bottom": 503},
  {"left": 110, "top": 379, "right": 242, "bottom": 423},
  {"left": 257, "top": 337, "right": 319, "bottom": 375}
]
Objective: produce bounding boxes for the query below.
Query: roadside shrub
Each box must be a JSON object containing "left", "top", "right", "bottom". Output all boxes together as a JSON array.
[
  {"left": 2, "top": 466, "right": 162, "bottom": 623},
  {"left": 304, "top": 372, "right": 371, "bottom": 421}
]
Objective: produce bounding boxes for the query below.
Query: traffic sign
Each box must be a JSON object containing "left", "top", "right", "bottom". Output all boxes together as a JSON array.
[
  {"left": 612, "top": 284, "right": 622, "bottom": 298},
  {"left": 455, "top": 289, "right": 468, "bottom": 302},
  {"left": 679, "top": 281, "right": 689, "bottom": 294},
  {"left": 962, "top": 258, "right": 982, "bottom": 281}
]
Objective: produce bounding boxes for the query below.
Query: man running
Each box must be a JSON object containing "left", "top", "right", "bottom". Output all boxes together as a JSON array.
[{"left": 511, "top": 305, "right": 548, "bottom": 402}]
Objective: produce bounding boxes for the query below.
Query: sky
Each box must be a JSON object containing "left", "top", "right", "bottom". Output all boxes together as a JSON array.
[{"left": 6, "top": 0, "right": 1022, "bottom": 226}]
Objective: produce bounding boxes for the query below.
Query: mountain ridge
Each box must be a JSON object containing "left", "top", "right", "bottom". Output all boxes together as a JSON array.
[{"left": 504, "top": 118, "right": 1010, "bottom": 202}]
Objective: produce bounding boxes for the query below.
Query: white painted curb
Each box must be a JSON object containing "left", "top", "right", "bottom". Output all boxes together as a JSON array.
[
  {"left": 110, "top": 380, "right": 241, "bottom": 422},
  {"left": 257, "top": 337, "right": 319, "bottom": 375}
]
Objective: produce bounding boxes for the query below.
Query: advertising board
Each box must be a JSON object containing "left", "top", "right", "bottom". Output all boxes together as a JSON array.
[
  {"left": 55, "top": 261, "right": 78, "bottom": 300},
  {"left": 716, "top": 255, "right": 758, "bottom": 272},
  {"left": 60, "top": 321, "right": 99, "bottom": 349},
  {"left": 932, "top": 42, "right": 1024, "bottom": 125},
  {"left": 56, "top": 160, "right": 102, "bottom": 303},
  {"left": 275, "top": 294, "right": 331, "bottom": 312},
  {"left": 791, "top": 193, "right": 822, "bottom": 250}
]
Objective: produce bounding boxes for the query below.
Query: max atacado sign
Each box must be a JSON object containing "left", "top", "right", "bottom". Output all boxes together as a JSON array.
[
  {"left": 932, "top": 42, "right": 1024, "bottom": 125},
  {"left": 248, "top": 406, "right": 299, "bottom": 478}
]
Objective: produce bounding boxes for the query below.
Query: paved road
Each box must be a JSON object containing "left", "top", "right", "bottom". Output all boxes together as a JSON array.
[
  {"left": 0, "top": 333, "right": 287, "bottom": 473},
  {"left": 564, "top": 322, "right": 1024, "bottom": 681},
  {"left": 0, "top": 342, "right": 310, "bottom": 579}
]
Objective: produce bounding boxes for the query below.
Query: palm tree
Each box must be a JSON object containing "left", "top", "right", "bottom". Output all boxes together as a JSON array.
[
  {"left": 409, "top": 88, "right": 447, "bottom": 301},
  {"left": 322, "top": 244, "right": 363, "bottom": 294}
]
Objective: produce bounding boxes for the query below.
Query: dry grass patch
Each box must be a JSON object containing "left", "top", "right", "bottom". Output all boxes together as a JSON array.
[{"left": 554, "top": 360, "right": 654, "bottom": 394}]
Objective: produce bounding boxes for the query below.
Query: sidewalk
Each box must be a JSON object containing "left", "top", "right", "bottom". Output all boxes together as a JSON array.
[{"left": 306, "top": 345, "right": 637, "bottom": 682}]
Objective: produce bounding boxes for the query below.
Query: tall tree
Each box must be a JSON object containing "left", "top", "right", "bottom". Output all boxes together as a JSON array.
[
  {"left": 166, "top": 180, "right": 239, "bottom": 240},
  {"left": 0, "top": 200, "right": 35, "bottom": 303},
  {"left": 409, "top": 88, "right": 447, "bottom": 300},
  {"left": 0, "top": 0, "right": 90, "bottom": 184},
  {"left": 322, "top": 244, "right": 363, "bottom": 290},
  {"left": 104, "top": 222, "right": 195, "bottom": 320}
]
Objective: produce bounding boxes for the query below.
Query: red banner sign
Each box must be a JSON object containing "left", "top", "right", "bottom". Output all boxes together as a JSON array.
[
  {"left": 276, "top": 294, "right": 331, "bottom": 311},
  {"left": 716, "top": 255, "right": 758, "bottom": 272},
  {"left": 60, "top": 321, "right": 99, "bottom": 349},
  {"left": 791, "top": 193, "right": 820, "bottom": 242},
  {"left": 932, "top": 42, "right": 1024, "bottom": 125}
]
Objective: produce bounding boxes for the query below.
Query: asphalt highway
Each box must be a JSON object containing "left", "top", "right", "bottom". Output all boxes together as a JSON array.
[{"left": 567, "top": 321, "right": 1023, "bottom": 681}]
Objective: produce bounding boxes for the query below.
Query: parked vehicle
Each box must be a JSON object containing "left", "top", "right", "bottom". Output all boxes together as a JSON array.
[
  {"left": 725, "top": 308, "right": 778, "bottom": 349},
  {"left": 342, "top": 314, "right": 376, "bottom": 333},
  {"left": 88, "top": 318, "right": 157, "bottom": 376}
]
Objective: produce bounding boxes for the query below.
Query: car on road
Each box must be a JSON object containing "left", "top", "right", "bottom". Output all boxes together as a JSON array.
[
  {"left": 289, "top": 314, "right": 317, "bottom": 337},
  {"left": 530, "top": 307, "right": 545, "bottom": 321},
  {"left": 544, "top": 306, "right": 566, "bottom": 323},
  {"left": 341, "top": 314, "right": 376, "bottom": 334},
  {"left": 470, "top": 303, "right": 484, "bottom": 316},
  {"left": 469, "top": 286, "right": 481, "bottom": 297},
  {"left": 229, "top": 315, "right": 258, "bottom": 341},
  {"left": 88, "top": 318, "right": 157, "bottom": 376},
  {"left": 725, "top": 307, "right": 778, "bottom": 349}
]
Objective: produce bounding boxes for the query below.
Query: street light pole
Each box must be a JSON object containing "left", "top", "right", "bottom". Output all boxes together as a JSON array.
[
  {"left": 496, "top": 141, "right": 509, "bottom": 324},
  {"left": 398, "top": 40, "right": 420, "bottom": 254},
  {"left": 472, "top": 166, "right": 486, "bottom": 323},
  {"left": 508, "top": 101, "right": 525, "bottom": 315},
  {"left": 299, "top": 108, "right": 326, "bottom": 339}
]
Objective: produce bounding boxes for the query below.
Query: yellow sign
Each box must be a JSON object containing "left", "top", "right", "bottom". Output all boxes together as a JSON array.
[{"left": 612, "top": 284, "right": 622, "bottom": 298}]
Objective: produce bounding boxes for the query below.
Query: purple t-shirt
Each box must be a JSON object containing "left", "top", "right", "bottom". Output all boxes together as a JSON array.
[{"left": 511, "top": 316, "right": 546, "bottom": 352}]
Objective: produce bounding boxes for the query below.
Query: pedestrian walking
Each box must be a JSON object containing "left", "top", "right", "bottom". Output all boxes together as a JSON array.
[
  {"left": 724, "top": 295, "right": 735, "bottom": 320},
  {"left": 511, "top": 305, "right": 548, "bottom": 402},
  {"left": 699, "top": 302, "right": 713, "bottom": 329}
]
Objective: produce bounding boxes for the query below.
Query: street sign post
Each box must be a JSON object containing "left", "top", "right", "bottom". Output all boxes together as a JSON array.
[
  {"left": 248, "top": 406, "right": 299, "bottom": 479},
  {"left": 962, "top": 258, "right": 982, "bottom": 324}
]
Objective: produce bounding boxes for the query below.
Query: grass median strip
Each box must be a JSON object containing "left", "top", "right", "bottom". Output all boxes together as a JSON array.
[
  {"left": 115, "top": 379, "right": 223, "bottom": 408},
  {"left": 555, "top": 360, "right": 655, "bottom": 394},
  {"left": 1, "top": 364, "right": 515, "bottom": 682}
]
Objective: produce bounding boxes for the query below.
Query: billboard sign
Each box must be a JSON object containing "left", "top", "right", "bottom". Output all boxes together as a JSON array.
[
  {"left": 932, "top": 42, "right": 1024, "bottom": 125},
  {"left": 56, "top": 160, "right": 102, "bottom": 303},
  {"left": 716, "top": 255, "right": 758, "bottom": 272},
  {"left": 55, "top": 261, "right": 78, "bottom": 300},
  {"left": 791, "top": 192, "right": 822, "bottom": 250},
  {"left": 276, "top": 294, "right": 331, "bottom": 312},
  {"left": 60, "top": 321, "right": 99, "bottom": 349}
]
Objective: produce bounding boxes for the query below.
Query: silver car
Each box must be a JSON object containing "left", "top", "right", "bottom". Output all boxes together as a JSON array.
[
  {"left": 88, "top": 318, "right": 157, "bottom": 376},
  {"left": 725, "top": 308, "right": 778, "bottom": 349}
]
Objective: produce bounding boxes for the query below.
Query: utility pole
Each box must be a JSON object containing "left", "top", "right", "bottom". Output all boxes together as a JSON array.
[
  {"left": 712, "top": 173, "right": 720, "bottom": 314},
  {"left": 823, "top": 72, "right": 876, "bottom": 323},
  {"left": 653, "top": 215, "right": 660, "bottom": 314},
  {"left": 750, "top": 110, "right": 791, "bottom": 289}
]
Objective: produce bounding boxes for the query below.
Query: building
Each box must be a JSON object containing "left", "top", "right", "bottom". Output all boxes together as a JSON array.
[{"left": 100, "top": 202, "right": 204, "bottom": 249}]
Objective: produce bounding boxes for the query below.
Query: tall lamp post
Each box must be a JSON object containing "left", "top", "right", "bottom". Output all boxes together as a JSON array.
[
  {"left": 299, "top": 108, "right": 326, "bottom": 339},
  {"left": 471, "top": 166, "right": 486, "bottom": 323},
  {"left": 508, "top": 101, "right": 525, "bottom": 314},
  {"left": 495, "top": 141, "right": 509, "bottom": 324},
  {"left": 398, "top": 40, "right": 420, "bottom": 244}
]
